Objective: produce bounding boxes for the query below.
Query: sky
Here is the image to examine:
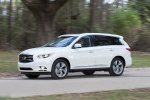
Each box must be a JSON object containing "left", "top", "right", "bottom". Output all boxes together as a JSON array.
[
  {"left": 1, "top": 0, "right": 128, "bottom": 4},
  {"left": 86, "top": 0, "right": 114, "bottom": 3},
  {"left": 86, "top": 0, "right": 128, "bottom": 4}
]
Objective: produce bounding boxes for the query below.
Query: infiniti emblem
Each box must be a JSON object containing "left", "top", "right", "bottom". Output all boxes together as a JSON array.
[
  {"left": 21, "top": 57, "right": 27, "bottom": 60},
  {"left": 23, "top": 57, "right": 27, "bottom": 60}
]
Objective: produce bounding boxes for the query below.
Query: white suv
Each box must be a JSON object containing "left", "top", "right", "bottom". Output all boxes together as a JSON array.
[{"left": 18, "top": 33, "right": 132, "bottom": 79}]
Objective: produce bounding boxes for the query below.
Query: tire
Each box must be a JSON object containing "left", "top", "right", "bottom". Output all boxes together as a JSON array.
[
  {"left": 109, "top": 57, "right": 125, "bottom": 76},
  {"left": 82, "top": 70, "right": 95, "bottom": 75},
  {"left": 25, "top": 74, "right": 39, "bottom": 79},
  {"left": 51, "top": 59, "right": 69, "bottom": 79}
]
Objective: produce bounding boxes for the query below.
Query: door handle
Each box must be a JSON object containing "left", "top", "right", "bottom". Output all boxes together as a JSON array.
[
  {"left": 89, "top": 51, "right": 93, "bottom": 53},
  {"left": 110, "top": 49, "right": 114, "bottom": 51}
]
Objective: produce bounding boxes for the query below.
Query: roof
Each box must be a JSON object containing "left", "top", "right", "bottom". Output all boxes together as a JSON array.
[{"left": 60, "top": 33, "right": 123, "bottom": 39}]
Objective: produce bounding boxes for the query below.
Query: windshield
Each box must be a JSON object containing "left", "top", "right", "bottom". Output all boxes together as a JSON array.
[{"left": 44, "top": 36, "right": 77, "bottom": 47}]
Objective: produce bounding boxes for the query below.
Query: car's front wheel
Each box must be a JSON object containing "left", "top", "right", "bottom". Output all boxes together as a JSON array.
[
  {"left": 25, "top": 74, "right": 39, "bottom": 79},
  {"left": 51, "top": 59, "right": 69, "bottom": 79},
  {"left": 109, "top": 57, "right": 125, "bottom": 76}
]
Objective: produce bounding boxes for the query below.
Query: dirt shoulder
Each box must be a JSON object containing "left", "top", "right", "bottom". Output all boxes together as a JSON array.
[{"left": 0, "top": 73, "right": 23, "bottom": 79}]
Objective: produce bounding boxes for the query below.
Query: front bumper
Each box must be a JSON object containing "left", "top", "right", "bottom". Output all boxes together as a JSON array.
[
  {"left": 18, "top": 58, "right": 53, "bottom": 73},
  {"left": 21, "top": 72, "right": 51, "bottom": 75}
]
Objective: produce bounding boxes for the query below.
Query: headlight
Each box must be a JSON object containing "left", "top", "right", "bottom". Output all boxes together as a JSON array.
[{"left": 37, "top": 53, "right": 54, "bottom": 58}]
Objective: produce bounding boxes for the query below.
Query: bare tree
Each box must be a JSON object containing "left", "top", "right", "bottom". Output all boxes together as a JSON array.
[
  {"left": 0, "top": 0, "right": 2, "bottom": 47},
  {"left": 89, "top": 0, "right": 105, "bottom": 32},
  {"left": 21, "top": 0, "right": 69, "bottom": 46},
  {"left": 7, "top": 0, "right": 12, "bottom": 46},
  {"left": 89, "top": 0, "right": 100, "bottom": 32}
]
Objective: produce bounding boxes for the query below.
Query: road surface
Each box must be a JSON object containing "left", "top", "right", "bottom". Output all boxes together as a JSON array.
[{"left": 0, "top": 68, "right": 150, "bottom": 98}]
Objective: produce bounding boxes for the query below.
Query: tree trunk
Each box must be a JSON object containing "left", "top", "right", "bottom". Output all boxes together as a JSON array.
[
  {"left": 34, "top": 13, "right": 54, "bottom": 46},
  {"left": 89, "top": 0, "right": 101, "bottom": 32},
  {"left": 22, "top": 7, "right": 34, "bottom": 49},
  {"left": 0, "top": 0, "right": 2, "bottom": 48},
  {"left": 103, "top": 3, "right": 111, "bottom": 32},
  {"left": 7, "top": 0, "right": 12, "bottom": 46},
  {"left": 21, "top": 0, "right": 69, "bottom": 46}
]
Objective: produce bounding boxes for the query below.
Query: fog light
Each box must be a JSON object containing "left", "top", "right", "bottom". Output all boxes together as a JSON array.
[{"left": 40, "top": 66, "right": 47, "bottom": 70}]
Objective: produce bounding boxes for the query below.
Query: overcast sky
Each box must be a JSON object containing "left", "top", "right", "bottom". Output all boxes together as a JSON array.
[
  {"left": 87, "top": 0, "right": 128, "bottom": 4},
  {"left": 86, "top": 0, "right": 114, "bottom": 3},
  {"left": 1, "top": 0, "right": 128, "bottom": 4}
]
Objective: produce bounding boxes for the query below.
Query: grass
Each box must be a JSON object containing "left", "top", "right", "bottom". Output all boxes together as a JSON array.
[
  {"left": 0, "top": 50, "right": 20, "bottom": 73},
  {"left": 0, "top": 51, "right": 150, "bottom": 73},
  {"left": 0, "top": 51, "right": 150, "bottom": 99},
  {"left": 132, "top": 51, "right": 150, "bottom": 67},
  {"left": 1, "top": 88, "right": 150, "bottom": 100}
]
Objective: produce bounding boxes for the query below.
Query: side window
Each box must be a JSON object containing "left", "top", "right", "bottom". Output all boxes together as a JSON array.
[
  {"left": 91, "top": 35, "right": 111, "bottom": 46},
  {"left": 76, "top": 36, "right": 91, "bottom": 47},
  {"left": 108, "top": 37, "right": 122, "bottom": 45}
]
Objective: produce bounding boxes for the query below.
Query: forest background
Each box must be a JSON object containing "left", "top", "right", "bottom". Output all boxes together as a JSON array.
[{"left": 0, "top": 0, "right": 150, "bottom": 51}]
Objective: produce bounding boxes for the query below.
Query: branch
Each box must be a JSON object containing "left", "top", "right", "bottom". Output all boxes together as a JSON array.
[
  {"left": 48, "top": 0, "right": 69, "bottom": 14},
  {"left": 21, "top": 0, "right": 69, "bottom": 19}
]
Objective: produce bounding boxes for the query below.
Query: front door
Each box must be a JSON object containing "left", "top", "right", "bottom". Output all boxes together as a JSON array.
[{"left": 70, "top": 36, "right": 96, "bottom": 69}]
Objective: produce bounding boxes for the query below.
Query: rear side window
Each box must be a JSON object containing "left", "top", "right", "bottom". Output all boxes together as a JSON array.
[
  {"left": 90, "top": 35, "right": 123, "bottom": 47},
  {"left": 91, "top": 35, "right": 111, "bottom": 46},
  {"left": 108, "top": 37, "right": 122, "bottom": 45}
]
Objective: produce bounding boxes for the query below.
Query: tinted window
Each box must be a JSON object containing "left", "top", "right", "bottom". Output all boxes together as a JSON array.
[
  {"left": 108, "top": 37, "right": 122, "bottom": 45},
  {"left": 44, "top": 36, "right": 77, "bottom": 47},
  {"left": 91, "top": 35, "right": 111, "bottom": 46},
  {"left": 76, "top": 36, "right": 91, "bottom": 47}
]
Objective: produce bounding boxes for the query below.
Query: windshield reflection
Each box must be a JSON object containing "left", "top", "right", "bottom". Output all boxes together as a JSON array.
[{"left": 44, "top": 36, "right": 77, "bottom": 47}]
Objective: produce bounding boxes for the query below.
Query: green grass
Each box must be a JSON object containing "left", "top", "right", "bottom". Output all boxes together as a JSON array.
[
  {"left": 0, "top": 50, "right": 20, "bottom": 73},
  {"left": 132, "top": 51, "right": 150, "bottom": 67},
  {"left": 1, "top": 88, "right": 150, "bottom": 100},
  {"left": 0, "top": 51, "right": 150, "bottom": 73},
  {"left": 0, "top": 51, "right": 150, "bottom": 99}
]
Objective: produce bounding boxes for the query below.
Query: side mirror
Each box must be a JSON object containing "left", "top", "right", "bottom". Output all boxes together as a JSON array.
[{"left": 74, "top": 43, "right": 82, "bottom": 48}]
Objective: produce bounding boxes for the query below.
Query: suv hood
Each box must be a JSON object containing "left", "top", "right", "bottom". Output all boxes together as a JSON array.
[{"left": 20, "top": 47, "right": 63, "bottom": 55}]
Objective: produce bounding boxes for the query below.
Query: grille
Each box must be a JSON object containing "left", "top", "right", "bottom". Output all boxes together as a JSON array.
[
  {"left": 20, "top": 67, "right": 33, "bottom": 70},
  {"left": 19, "top": 54, "right": 33, "bottom": 63}
]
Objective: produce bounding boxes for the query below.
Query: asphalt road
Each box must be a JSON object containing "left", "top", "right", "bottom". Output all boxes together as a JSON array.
[{"left": 0, "top": 68, "right": 150, "bottom": 98}]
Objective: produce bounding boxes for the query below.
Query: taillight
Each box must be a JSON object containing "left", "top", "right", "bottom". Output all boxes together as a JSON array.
[{"left": 126, "top": 48, "right": 131, "bottom": 52}]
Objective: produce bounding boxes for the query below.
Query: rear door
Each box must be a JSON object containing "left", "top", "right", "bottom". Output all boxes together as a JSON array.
[{"left": 90, "top": 35, "right": 113, "bottom": 68}]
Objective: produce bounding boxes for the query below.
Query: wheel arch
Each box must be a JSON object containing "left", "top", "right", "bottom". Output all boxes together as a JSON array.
[
  {"left": 54, "top": 57, "right": 71, "bottom": 70},
  {"left": 113, "top": 56, "right": 126, "bottom": 67}
]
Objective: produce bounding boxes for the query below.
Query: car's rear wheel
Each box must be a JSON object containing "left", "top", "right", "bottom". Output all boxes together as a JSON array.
[
  {"left": 109, "top": 57, "right": 125, "bottom": 76},
  {"left": 51, "top": 59, "right": 69, "bottom": 79},
  {"left": 25, "top": 74, "right": 39, "bottom": 79},
  {"left": 82, "top": 70, "right": 95, "bottom": 75}
]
